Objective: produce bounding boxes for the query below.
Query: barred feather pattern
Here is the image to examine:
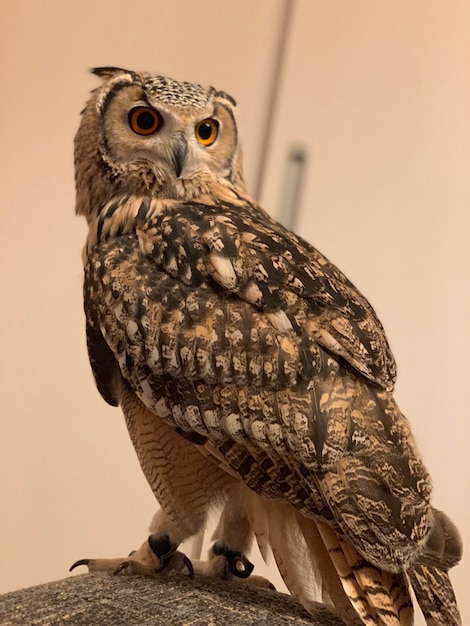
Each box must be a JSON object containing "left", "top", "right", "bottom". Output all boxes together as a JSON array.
[
  {"left": 82, "top": 192, "right": 461, "bottom": 624},
  {"left": 77, "top": 69, "right": 462, "bottom": 625},
  {"left": 407, "top": 565, "right": 461, "bottom": 626}
]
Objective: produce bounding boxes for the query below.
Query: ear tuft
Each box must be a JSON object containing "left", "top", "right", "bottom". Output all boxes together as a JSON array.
[
  {"left": 213, "top": 89, "right": 237, "bottom": 107},
  {"left": 91, "top": 67, "right": 133, "bottom": 80}
]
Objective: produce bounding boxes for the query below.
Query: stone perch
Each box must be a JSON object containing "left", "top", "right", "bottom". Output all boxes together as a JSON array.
[{"left": 0, "top": 573, "right": 346, "bottom": 625}]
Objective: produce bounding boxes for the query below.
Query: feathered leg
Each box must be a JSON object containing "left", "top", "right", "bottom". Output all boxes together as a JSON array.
[
  {"left": 121, "top": 385, "right": 234, "bottom": 536},
  {"left": 189, "top": 489, "right": 274, "bottom": 588},
  {"left": 71, "top": 386, "right": 270, "bottom": 585},
  {"left": 71, "top": 385, "right": 235, "bottom": 575}
]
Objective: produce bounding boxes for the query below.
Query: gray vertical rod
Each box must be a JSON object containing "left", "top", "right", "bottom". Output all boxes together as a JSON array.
[
  {"left": 277, "top": 146, "right": 307, "bottom": 231},
  {"left": 253, "top": 0, "right": 295, "bottom": 201}
]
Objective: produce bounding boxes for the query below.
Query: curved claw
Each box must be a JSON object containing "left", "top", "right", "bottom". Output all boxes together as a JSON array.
[
  {"left": 183, "top": 554, "right": 194, "bottom": 578},
  {"left": 113, "top": 560, "right": 156, "bottom": 576},
  {"left": 113, "top": 561, "right": 132, "bottom": 576},
  {"left": 69, "top": 559, "right": 91, "bottom": 572},
  {"left": 164, "top": 551, "right": 194, "bottom": 577},
  {"left": 154, "top": 549, "right": 194, "bottom": 577},
  {"left": 148, "top": 534, "right": 193, "bottom": 577}
]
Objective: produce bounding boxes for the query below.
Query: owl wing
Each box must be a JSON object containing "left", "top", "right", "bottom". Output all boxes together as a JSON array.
[
  {"left": 85, "top": 196, "right": 423, "bottom": 538},
  {"left": 136, "top": 198, "right": 397, "bottom": 391},
  {"left": 84, "top": 197, "right": 460, "bottom": 625}
]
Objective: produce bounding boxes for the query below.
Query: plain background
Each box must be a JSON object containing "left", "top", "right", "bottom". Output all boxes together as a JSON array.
[{"left": 1, "top": 2, "right": 468, "bottom": 625}]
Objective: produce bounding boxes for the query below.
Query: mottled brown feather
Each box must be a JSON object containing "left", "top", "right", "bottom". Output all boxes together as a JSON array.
[{"left": 76, "top": 68, "right": 462, "bottom": 625}]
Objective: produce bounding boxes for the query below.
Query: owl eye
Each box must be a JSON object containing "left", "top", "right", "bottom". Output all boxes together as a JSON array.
[
  {"left": 128, "top": 106, "right": 162, "bottom": 135},
  {"left": 195, "top": 119, "right": 219, "bottom": 146}
]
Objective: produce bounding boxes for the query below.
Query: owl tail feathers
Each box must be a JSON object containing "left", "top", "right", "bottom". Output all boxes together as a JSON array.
[
  {"left": 408, "top": 564, "right": 461, "bottom": 626},
  {"left": 254, "top": 502, "right": 462, "bottom": 626},
  {"left": 406, "top": 507, "right": 462, "bottom": 625},
  {"left": 310, "top": 520, "right": 414, "bottom": 626},
  {"left": 416, "top": 507, "right": 462, "bottom": 571},
  {"left": 254, "top": 502, "right": 412, "bottom": 626}
]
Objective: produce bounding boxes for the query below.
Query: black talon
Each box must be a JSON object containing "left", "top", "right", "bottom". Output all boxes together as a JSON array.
[
  {"left": 183, "top": 555, "right": 194, "bottom": 578},
  {"left": 113, "top": 561, "right": 132, "bottom": 575},
  {"left": 69, "top": 559, "right": 91, "bottom": 572},
  {"left": 211, "top": 543, "right": 254, "bottom": 579}
]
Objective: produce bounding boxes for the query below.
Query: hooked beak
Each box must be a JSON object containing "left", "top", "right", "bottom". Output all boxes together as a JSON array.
[{"left": 173, "top": 142, "right": 187, "bottom": 178}]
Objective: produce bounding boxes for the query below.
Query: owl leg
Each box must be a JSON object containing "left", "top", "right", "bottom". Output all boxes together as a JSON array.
[
  {"left": 71, "top": 386, "right": 253, "bottom": 581},
  {"left": 70, "top": 499, "right": 273, "bottom": 589},
  {"left": 189, "top": 487, "right": 275, "bottom": 589},
  {"left": 120, "top": 387, "right": 275, "bottom": 586}
]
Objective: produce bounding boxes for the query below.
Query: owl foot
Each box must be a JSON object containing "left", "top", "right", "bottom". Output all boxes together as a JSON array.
[
  {"left": 148, "top": 532, "right": 194, "bottom": 576},
  {"left": 210, "top": 542, "right": 255, "bottom": 578},
  {"left": 192, "top": 542, "right": 275, "bottom": 590},
  {"left": 70, "top": 535, "right": 273, "bottom": 589},
  {"left": 69, "top": 532, "right": 193, "bottom": 578}
]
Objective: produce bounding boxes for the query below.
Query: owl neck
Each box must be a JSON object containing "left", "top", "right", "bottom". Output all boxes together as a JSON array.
[{"left": 83, "top": 181, "right": 254, "bottom": 259}]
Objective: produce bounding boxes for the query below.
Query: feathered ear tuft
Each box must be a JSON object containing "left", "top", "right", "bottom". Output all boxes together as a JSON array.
[
  {"left": 91, "top": 67, "right": 133, "bottom": 80},
  {"left": 212, "top": 89, "right": 237, "bottom": 107}
]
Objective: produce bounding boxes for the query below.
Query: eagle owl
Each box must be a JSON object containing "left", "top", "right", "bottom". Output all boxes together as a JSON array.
[{"left": 72, "top": 67, "right": 462, "bottom": 625}]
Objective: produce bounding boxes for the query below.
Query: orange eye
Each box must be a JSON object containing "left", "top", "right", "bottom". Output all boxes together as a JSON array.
[
  {"left": 195, "top": 118, "right": 219, "bottom": 146},
  {"left": 128, "top": 106, "right": 162, "bottom": 135}
]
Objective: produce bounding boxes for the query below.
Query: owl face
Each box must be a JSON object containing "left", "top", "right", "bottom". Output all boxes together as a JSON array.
[{"left": 75, "top": 67, "right": 242, "bottom": 221}]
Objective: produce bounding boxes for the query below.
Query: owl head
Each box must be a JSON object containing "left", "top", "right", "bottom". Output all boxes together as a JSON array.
[{"left": 75, "top": 67, "right": 245, "bottom": 222}]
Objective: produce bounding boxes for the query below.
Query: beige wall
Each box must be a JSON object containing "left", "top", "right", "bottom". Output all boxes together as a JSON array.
[{"left": 1, "top": 1, "right": 468, "bottom": 624}]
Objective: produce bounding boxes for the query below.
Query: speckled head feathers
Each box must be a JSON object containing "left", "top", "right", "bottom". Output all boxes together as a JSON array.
[
  {"left": 91, "top": 66, "right": 236, "bottom": 110},
  {"left": 75, "top": 67, "right": 243, "bottom": 222}
]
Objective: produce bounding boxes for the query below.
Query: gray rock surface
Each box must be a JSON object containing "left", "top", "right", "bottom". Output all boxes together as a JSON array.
[{"left": 0, "top": 573, "right": 346, "bottom": 625}]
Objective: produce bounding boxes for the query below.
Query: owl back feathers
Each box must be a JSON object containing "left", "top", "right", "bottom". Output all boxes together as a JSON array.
[{"left": 77, "top": 69, "right": 462, "bottom": 625}]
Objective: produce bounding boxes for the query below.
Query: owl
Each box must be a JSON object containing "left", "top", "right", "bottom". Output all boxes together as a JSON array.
[{"left": 71, "top": 67, "right": 462, "bottom": 625}]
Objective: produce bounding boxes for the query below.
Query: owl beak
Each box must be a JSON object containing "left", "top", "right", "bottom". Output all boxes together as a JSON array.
[{"left": 173, "top": 142, "right": 187, "bottom": 178}]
